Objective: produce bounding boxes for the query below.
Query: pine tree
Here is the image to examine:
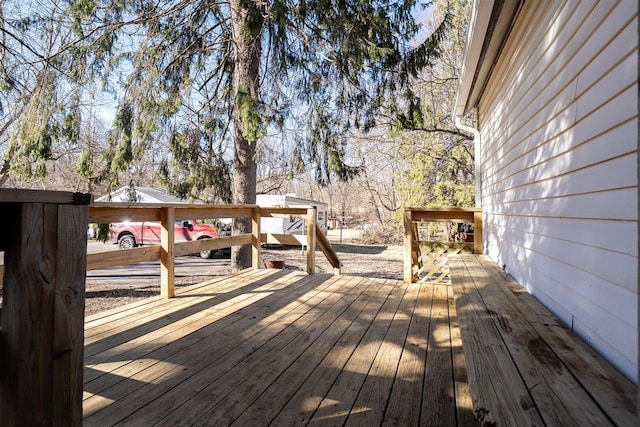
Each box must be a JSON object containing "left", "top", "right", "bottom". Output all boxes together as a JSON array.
[{"left": 1, "top": 0, "right": 450, "bottom": 268}]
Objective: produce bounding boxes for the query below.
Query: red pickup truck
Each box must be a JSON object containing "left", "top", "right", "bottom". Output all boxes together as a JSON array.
[{"left": 110, "top": 220, "right": 220, "bottom": 258}]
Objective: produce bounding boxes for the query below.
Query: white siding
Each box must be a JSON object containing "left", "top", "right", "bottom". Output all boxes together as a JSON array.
[{"left": 478, "top": 0, "right": 638, "bottom": 381}]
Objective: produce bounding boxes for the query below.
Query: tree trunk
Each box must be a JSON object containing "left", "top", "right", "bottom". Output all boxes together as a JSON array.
[{"left": 230, "top": 0, "right": 262, "bottom": 271}]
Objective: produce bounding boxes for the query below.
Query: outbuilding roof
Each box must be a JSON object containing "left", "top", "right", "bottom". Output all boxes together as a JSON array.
[{"left": 95, "top": 186, "right": 186, "bottom": 203}]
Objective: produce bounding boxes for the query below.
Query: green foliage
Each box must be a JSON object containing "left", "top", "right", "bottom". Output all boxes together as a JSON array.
[
  {"left": 108, "top": 103, "right": 133, "bottom": 172},
  {"left": 94, "top": 223, "right": 112, "bottom": 243},
  {"left": 1, "top": 0, "right": 452, "bottom": 210},
  {"left": 240, "top": 0, "right": 264, "bottom": 38},
  {"left": 76, "top": 149, "right": 93, "bottom": 178},
  {"left": 391, "top": 0, "right": 474, "bottom": 226},
  {"left": 432, "top": 181, "right": 475, "bottom": 207},
  {"left": 6, "top": 73, "right": 57, "bottom": 179},
  {"left": 395, "top": 133, "right": 475, "bottom": 225},
  {"left": 237, "top": 90, "right": 264, "bottom": 143},
  {"left": 158, "top": 128, "right": 232, "bottom": 203}
]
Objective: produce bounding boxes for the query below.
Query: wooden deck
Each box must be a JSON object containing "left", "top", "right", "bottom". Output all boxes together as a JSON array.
[{"left": 83, "top": 268, "right": 476, "bottom": 426}]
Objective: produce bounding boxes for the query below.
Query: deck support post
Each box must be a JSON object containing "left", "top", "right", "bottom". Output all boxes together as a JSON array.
[
  {"left": 473, "top": 210, "right": 483, "bottom": 255},
  {"left": 252, "top": 206, "right": 261, "bottom": 270},
  {"left": 306, "top": 207, "right": 316, "bottom": 274},
  {"left": 0, "top": 190, "right": 89, "bottom": 426},
  {"left": 161, "top": 207, "right": 176, "bottom": 298},
  {"left": 403, "top": 209, "right": 416, "bottom": 283}
]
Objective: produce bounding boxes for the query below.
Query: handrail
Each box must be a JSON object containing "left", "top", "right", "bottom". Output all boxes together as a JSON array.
[
  {"left": 403, "top": 207, "right": 483, "bottom": 283},
  {"left": 316, "top": 223, "right": 341, "bottom": 274},
  {"left": 75, "top": 203, "right": 340, "bottom": 297},
  {"left": 1, "top": 203, "right": 342, "bottom": 288}
]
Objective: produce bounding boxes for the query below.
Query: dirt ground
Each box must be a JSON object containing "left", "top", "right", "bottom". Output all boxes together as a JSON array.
[{"left": 84, "top": 236, "right": 404, "bottom": 316}]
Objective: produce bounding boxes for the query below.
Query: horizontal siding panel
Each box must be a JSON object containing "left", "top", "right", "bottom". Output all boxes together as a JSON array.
[
  {"left": 483, "top": 224, "right": 637, "bottom": 378},
  {"left": 575, "top": 4, "right": 638, "bottom": 94},
  {"left": 485, "top": 214, "right": 637, "bottom": 257},
  {"left": 571, "top": 317, "right": 637, "bottom": 383},
  {"left": 481, "top": 0, "right": 600, "bottom": 161},
  {"left": 479, "top": 0, "right": 581, "bottom": 133},
  {"left": 488, "top": 153, "right": 637, "bottom": 206},
  {"left": 481, "top": 81, "right": 579, "bottom": 182},
  {"left": 576, "top": 51, "right": 637, "bottom": 121},
  {"left": 481, "top": 1, "right": 634, "bottom": 172},
  {"left": 484, "top": 121, "right": 637, "bottom": 198},
  {"left": 499, "top": 0, "right": 613, "bottom": 136},
  {"left": 477, "top": 0, "right": 638, "bottom": 380},
  {"left": 483, "top": 86, "right": 637, "bottom": 192},
  {"left": 485, "top": 187, "right": 636, "bottom": 221},
  {"left": 485, "top": 214, "right": 637, "bottom": 292},
  {"left": 479, "top": 0, "right": 561, "bottom": 113}
]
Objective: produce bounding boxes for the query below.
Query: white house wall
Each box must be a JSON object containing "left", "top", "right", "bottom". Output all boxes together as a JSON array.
[{"left": 478, "top": 0, "right": 638, "bottom": 381}]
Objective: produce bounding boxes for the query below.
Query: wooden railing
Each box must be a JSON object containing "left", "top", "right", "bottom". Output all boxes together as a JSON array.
[
  {"left": 403, "top": 207, "right": 483, "bottom": 283},
  {"left": 0, "top": 192, "right": 340, "bottom": 426},
  {"left": 87, "top": 203, "right": 341, "bottom": 298},
  {"left": 0, "top": 204, "right": 342, "bottom": 287}
]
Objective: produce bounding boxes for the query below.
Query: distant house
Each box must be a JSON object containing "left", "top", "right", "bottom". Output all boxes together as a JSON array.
[
  {"left": 454, "top": 1, "right": 638, "bottom": 381},
  {"left": 95, "top": 186, "right": 186, "bottom": 204}
]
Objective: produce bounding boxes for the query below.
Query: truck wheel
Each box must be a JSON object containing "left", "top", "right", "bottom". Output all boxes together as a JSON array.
[
  {"left": 200, "top": 249, "right": 215, "bottom": 259},
  {"left": 118, "top": 234, "right": 136, "bottom": 249},
  {"left": 199, "top": 237, "right": 215, "bottom": 259}
]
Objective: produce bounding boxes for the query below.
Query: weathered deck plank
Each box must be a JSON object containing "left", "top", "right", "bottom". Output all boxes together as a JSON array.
[
  {"left": 84, "top": 266, "right": 635, "bottom": 426},
  {"left": 419, "top": 284, "right": 459, "bottom": 427},
  {"left": 308, "top": 278, "right": 416, "bottom": 425},
  {"left": 82, "top": 265, "right": 634, "bottom": 426},
  {"left": 83, "top": 270, "right": 299, "bottom": 410},
  {"left": 460, "top": 255, "right": 613, "bottom": 426},
  {"left": 267, "top": 278, "right": 407, "bottom": 426},
  {"left": 158, "top": 274, "right": 369, "bottom": 426},
  {"left": 450, "top": 254, "right": 637, "bottom": 426},
  {"left": 84, "top": 270, "right": 333, "bottom": 425},
  {"left": 83, "top": 270, "right": 465, "bottom": 426},
  {"left": 231, "top": 279, "right": 399, "bottom": 425},
  {"left": 368, "top": 282, "right": 434, "bottom": 426},
  {"left": 449, "top": 256, "right": 547, "bottom": 426}
]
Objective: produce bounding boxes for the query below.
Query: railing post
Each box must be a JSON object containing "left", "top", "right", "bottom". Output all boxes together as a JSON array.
[
  {"left": 0, "top": 191, "right": 89, "bottom": 426},
  {"left": 306, "top": 207, "right": 316, "bottom": 274},
  {"left": 252, "top": 206, "right": 261, "bottom": 270},
  {"left": 474, "top": 210, "right": 483, "bottom": 255},
  {"left": 403, "top": 208, "right": 415, "bottom": 283},
  {"left": 160, "top": 206, "right": 175, "bottom": 298}
]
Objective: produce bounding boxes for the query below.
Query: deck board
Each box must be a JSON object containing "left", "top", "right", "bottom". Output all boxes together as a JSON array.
[
  {"left": 449, "top": 254, "right": 637, "bottom": 426},
  {"left": 83, "top": 270, "right": 466, "bottom": 426},
  {"left": 82, "top": 266, "right": 635, "bottom": 426},
  {"left": 231, "top": 278, "right": 395, "bottom": 425}
]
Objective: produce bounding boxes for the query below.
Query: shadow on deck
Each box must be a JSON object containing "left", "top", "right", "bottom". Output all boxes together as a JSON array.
[{"left": 83, "top": 268, "right": 476, "bottom": 426}]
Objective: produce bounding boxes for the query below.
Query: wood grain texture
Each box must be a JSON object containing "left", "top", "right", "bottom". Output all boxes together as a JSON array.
[
  {"left": 81, "top": 271, "right": 475, "bottom": 426},
  {"left": 1, "top": 201, "right": 87, "bottom": 426},
  {"left": 160, "top": 207, "right": 175, "bottom": 298},
  {"left": 450, "top": 254, "right": 637, "bottom": 426},
  {"left": 449, "top": 255, "right": 545, "bottom": 426}
]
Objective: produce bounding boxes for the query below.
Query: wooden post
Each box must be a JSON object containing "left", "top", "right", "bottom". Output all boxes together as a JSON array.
[
  {"left": 403, "top": 208, "right": 414, "bottom": 283},
  {"left": 0, "top": 190, "right": 89, "bottom": 426},
  {"left": 252, "top": 206, "right": 261, "bottom": 270},
  {"left": 160, "top": 207, "right": 175, "bottom": 298},
  {"left": 306, "top": 207, "right": 316, "bottom": 274},
  {"left": 473, "top": 210, "right": 483, "bottom": 255}
]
